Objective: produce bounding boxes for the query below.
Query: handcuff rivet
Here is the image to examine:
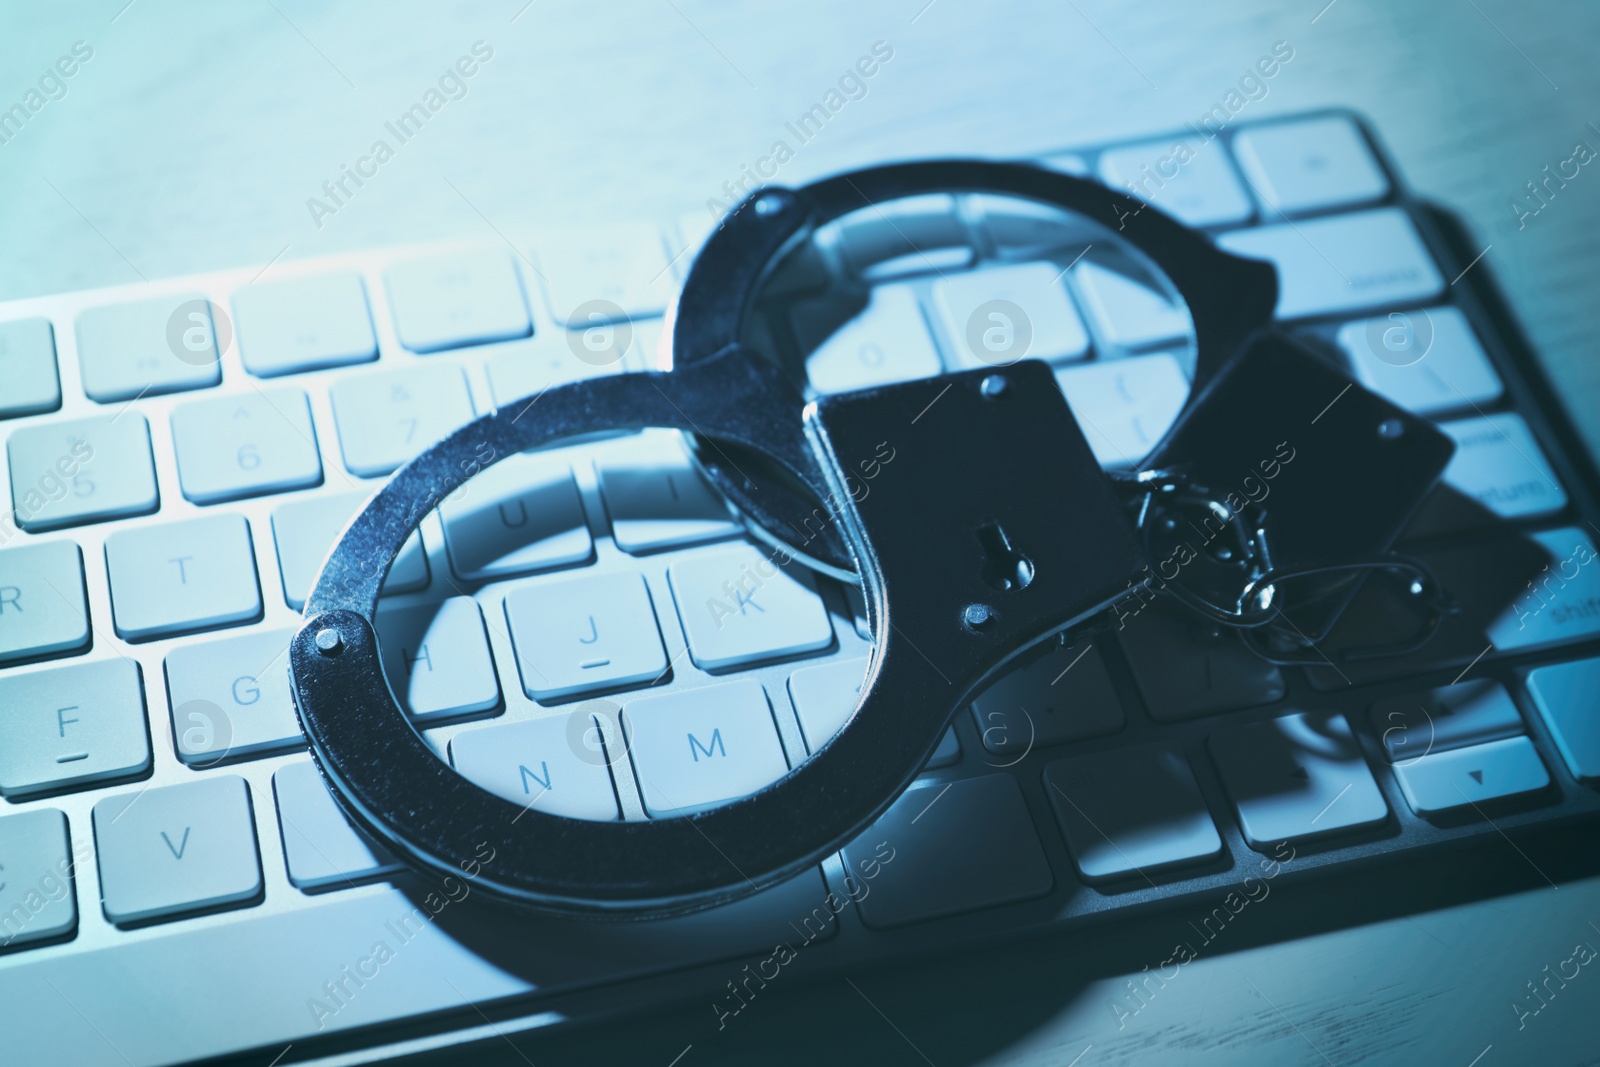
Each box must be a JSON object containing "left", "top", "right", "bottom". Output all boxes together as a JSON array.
[
  {"left": 963, "top": 603, "right": 995, "bottom": 630},
  {"left": 754, "top": 194, "right": 784, "bottom": 216},
  {"left": 980, "top": 374, "right": 1008, "bottom": 399},
  {"left": 314, "top": 627, "right": 344, "bottom": 655}
]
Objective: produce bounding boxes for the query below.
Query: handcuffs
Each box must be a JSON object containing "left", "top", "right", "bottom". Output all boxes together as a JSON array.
[{"left": 288, "top": 160, "right": 1458, "bottom": 918}]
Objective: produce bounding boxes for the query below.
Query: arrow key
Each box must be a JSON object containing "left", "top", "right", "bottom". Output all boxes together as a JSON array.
[{"left": 1391, "top": 735, "right": 1550, "bottom": 816}]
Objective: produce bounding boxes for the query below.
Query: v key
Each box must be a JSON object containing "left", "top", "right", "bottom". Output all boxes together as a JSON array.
[{"left": 161, "top": 827, "right": 192, "bottom": 859}]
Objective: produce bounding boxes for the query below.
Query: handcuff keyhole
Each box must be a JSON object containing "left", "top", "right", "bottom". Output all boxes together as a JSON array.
[{"left": 976, "top": 522, "right": 1034, "bottom": 592}]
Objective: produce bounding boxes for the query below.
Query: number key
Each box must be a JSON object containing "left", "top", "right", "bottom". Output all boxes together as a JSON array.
[
  {"left": 170, "top": 387, "right": 322, "bottom": 504},
  {"left": 6, "top": 414, "right": 158, "bottom": 531},
  {"left": 330, "top": 365, "right": 476, "bottom": 477}
]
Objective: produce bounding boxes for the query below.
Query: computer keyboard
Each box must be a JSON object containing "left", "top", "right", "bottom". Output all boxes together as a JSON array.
[{"left": 3, "top": 108, "right": 1600, "bottom": 1066}]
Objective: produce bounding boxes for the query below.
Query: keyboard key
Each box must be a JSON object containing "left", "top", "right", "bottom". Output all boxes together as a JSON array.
[
  {"left": 1070, "top": 258, "right": 1193, "bottom": 350},
  {"left": 1216, "top": 208, "right": 1444, "bottom": 320},
  {"left": 832, "top": 193, "right": 974, "bottom": 279},
  {"left": 933, "top": 261, "right": 1091, "bottom": 368},
  {"left": 503, "top": 572, "right": 668, "bottom": 701},
  {"left": 0, "top": 318, "right": 60, "bottom": 418},
  {"left": 1035, "top": 152, "right": 1089, "bottom": 176},
  {"left": 1054, "top": 353, "right": 1189, "bottom": 467},
  {"left": 1337, "top": 306, "right": 1503, "bottom": 416},
  {"left": 104, "top": 514, "right": 261, "bottom": 640},
  {"left": 1370, "top": 680, "right": 1525, "bottom": 764},
  {"left": 969, "top": 193, "right": 1098, "bottom": 260},
  {"left": 75, "top": 294, "right": 221, "bottom": 402},
  {"left": 926, "top": 727, "right": 961, "bottom": 769},
  {"left": 1391, "top": 736, "right": 1548, "bottom": 815},
  {"left": 485, "top": 336, "right": 622, "bottom": 407},
  {"left": 273, "top": 760, "right": 401, "bottom": 890},
  {"left": 797, "top": 284, "right": 944, "bottom": 395},
  {"left": 1437, "top": 413, "right": 1566, "bottom": 521},
  {"left": 839, "top": 774, "right": 1052, "bottom": 928},
  {"left": 450, "top": 714, "right": 620, "bottom": 821},
  {"left": 164, "top": 629, "right": 304, "bottom": 765},
  {"left": 595, "top": 431, "right": 741, "bottom": 553},
  {"left": 376, "top": 596, "right": 500, "bottom": 721},
  {"left": 1117, "top": 600, "right": 1286, "bottom": 721},
  {"left": 668, "top": 544, "right": 834, "bottom": 670},
  {"left": 0, "top": 659, "right": 150, "bottom": 798},
  {"left": 385, "top": 250, "right": 531, "bottom": 353},
  {"left": 1527, "top": 659, "right": 1600, "bottom": 781},
  {"left": 1044, "top": 747, "right": 1223, "bottom": 883},
  {"left": 439, "top": 454, "right": 592, "bottom": 580},
  {"left": 787, "top": 657, "right": 868, "bottom": 753},
  {"left": 270, "top": 490, "right": 428, "bottom": 610},
  {"left": 0, "top": 809, "right": 77, "bottom": 949},
  {"left": 329, "top": 364, "right": 475, "bottom": 477},
  {"left": 1209, "top": 711, "right": 1388, "bottom": 848},
  {"left": 1232, "top": 116, "right": 1389, "bottom": 216},
  {"left": 1098, "top": 138, "right": 1254, "bottom": 227},
  {"left": 7, "top": 414, "right": 157, "bottom": 531},
  {"left": 232, "top": 272, "right": 377, "bottom": 378},
  {"left": 622, "top": 680, "right": 789, "bottom": 816},
  {"left": 534, "top": 222, "right": 675, "bottom": 322},
  {"left": 92, "top": 775, "right": 262, "bottom": 925},
  {"left": 970, "top": 641, "right": 1123, "bottom": 755},
  {"left": 0, "top": 541, "right": 89, "bottom": 664},
  {"left": 169, "top": 387, "right": 322, "bottom": 504}
]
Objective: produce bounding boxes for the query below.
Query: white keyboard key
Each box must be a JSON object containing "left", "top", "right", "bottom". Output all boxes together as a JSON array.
[
  {"left": 933, "top": 261, "right": 1091, "bottom": 368},
  {"left": 798, "top": 284, "right": 943, "bottom": 394},
  {"left": 1054, "top": 353, "right": 1189, "bottom": 467},
  {"left": 534, "top": 222, "right": 675, "bottom": 322},
  {"left": 1370, "top": 680, "right": 1525, "bottom": 763},
  {"left": 831, "top": 194, "right": 974, "bottom": 279},
  {"left": 376, "top": 596, "right": 500, "bottom": 721},
  {"left": 668, "top": 543, "right": 834, "bottom": 670},
  {"left": 7, "top": 414, "right": 157, "bottom": 531},
  {"left": 169, "top": 387, "right": 322, "bottom": 504},
  {"left": 75, "top": 294, "right": 221, "bottom": 402},
  {"left": 1527, "top": 658, "right": 1600, "bottom": 781},
  {"left": 104, "top": 513, "right": 261, "bottom": 640},
  {"left": 164, "top": 629, "right": 304, "bottom": 765},
  {"left": 232, "top": 272, "right": 376, "bottom": 378},
  {"left": 1098, "top": 139, "right": 1253, "bottom": 227},
  {"left": 273, "top": 760, "right": 401, "bottom": 889},
  {"left": 622, "top": 680, "right": 789, "bottom": 816},
  {"left": 1070, "top": 259, "right": 1193, "bottom": 350},
  {"left": 595, "top": 431, "right": 740, "bottom": 553},
  {"left": 968, "top": 194, "right": 1097, "bottom": 259},
  {"left": 0, "top": 659, "right": 151, "bottom": 798},
  {"left": 1392, "top": 736, "right": 1549, "bottom": 815},
  {"left": 450, "top": 715, "right": 620, "bottom": 821},
  {"left": 1232, "top": 116, "right": 1389, "bottom": 216},
  {"left": 0, "top": 809, "right": 77, "bottom": 947},
  {"left": 439, "top": 454, "right": 592, "bottom": 580},
  {"left": 0, "top": 541, "right": 89, "bottom": 664},
  {"left": 1209, "top": 711, "right": 1388, "bottom": 848},
  {"left": 385, "top": 250, "right": 531, "bottom": 353},
  {"left": 329, "top": 364, "right": 475, "bottom": 477},
  {"left": 1489, "top": 528, "right": 1600, "bottom": 653},
  {"left": 92, "top": 776, "right": 262, "bottom": 925},
  {"left": 786, "top": 656, "right": 868, "bottom": 753},
  {"left": 485, "top": 335, "right": 621, "bottom": 408},
  {"left": 1216, "top": 207, "right": 1444, "bottom": 320},
  {"left": 0, "top": 318, "right": 60, "bottom": 418},
  {"left": 1035, "top": 152, "right": 1089, "bottom": 176},
  {"left": 1337, "top": 306, "right": 1502, "bottom": 415},
  {"left": 1438, "top": 413, "right": 1566, "bottom": 521},
  {"left": 504, "top": 572, "right": 667, "bottom": 701},
  {"left": 270, "top": 490, "right": 428, "bottom": 610}
]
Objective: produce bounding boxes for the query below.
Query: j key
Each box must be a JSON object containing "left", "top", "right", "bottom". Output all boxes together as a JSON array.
[
  {"left": 485, "top": 335, "right": 622, "bottom": 408},
  {"left": 933, "top": 261, "right": 1091, "bottom": 368},
  {"left": 450, "top": 714, "right": 621, "bottom": 821},
  {"left": 1098, "top": 138, "right": 1254, "bottom": 227},
  {"left": 594, "top": 430, "right": 741, "bottom": 553},
  {"left": 831, "top": 193, "right": 974, "bottom": 279},
  {"left": 0, "top": 317, "right": 60, "bottom": 418},
  {"left": 534, "top": 222, "right": 675, "bottom": 322},
  {"left": 329, "top": 364, "right": 475, "bottom": 477},
  {"left": 1209, "top": 711, "right": 1388, "bottom": 848},
  {"left": 232, "top": 272, "right": 377, "bottom": 378},
  {"left": 839, "top": 774, "right": 1052, "bottom": 929},
  {"left": 1117, "top": 599, "right": 1286, "bottom": 721},
  {"left": 164, "top": 629, "right": 303, "bottom": 765},
  {"left": 0, "top": 659, "right": 151, "bottom": 798},
  {"left": 1044, "top": 747, "right": 1223, "bottom": 883},
  {"left": 1391, "top": 736, "right": 1549, "bottom": 816},
  {"left": 273, "top": 760, "right": 402, "bottom": 890},
  {"left": 92, "top": 775, "right": 262, "bottom": 925},
  {"left": 503, "top": 572, "right": 668, "bottom": 701},
  {"left": 1527, "top": 658, "right": 1600, "bottom": 781},
  {"left": 0, "top": 540, "right": 90, "bottom": 664},
  {"left": 169, "top": 387, "right": 322, "bottom": 504},
  {"left": 970, "top": 640, "right": 1124, "bottom": 755},
  {"left": 385, "top": 250, "right": 531, "bottom": 353},
  {"left": 438, "top": 454, "right": 592, "bottom": 580},
  {"left": 1231, "top": 116, "right": 1390, "bottom": 215},
  {"left": 1217, "top": 208, "right": 1444, "bottom": 320},
  {"left": 622, "top": 680, "right": 789, "bottom": 816},
  {"left": 7, "top": 413, "right": 158, "bottom": 531},
  {"left": 1054, "top": 353, "right": 1189, "bottom": 467},
  {"left": 1370, "top": 680, "right": 1525, "bottom": 764},
  {"left": 75, "top": 294, "right": 221, "bottom": 402},
  {"left": 668, "top": 543, "right": 834, "bottom": 670},
  {"left": 270, "top": 490, "right": 429, "bottom": 610},
  {"left": 104, "top": 513, "right": 262, "bottom": 641},
  {"left": 376, "top": 596, "right": 500, "bottom": 721},
  {"left": 1070, "top": 258, "right": 1193, "bottom": 351},
  {"left": 1336, "top": 306, "right": 1503, "bottom": 416},
  {"left": 796, "top": 283, "right": 943, "bottom": 395},
  {"left": 0, "top": 809, "right": 77, "bottom": 948}
]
